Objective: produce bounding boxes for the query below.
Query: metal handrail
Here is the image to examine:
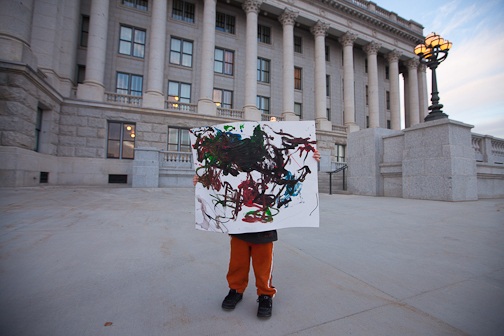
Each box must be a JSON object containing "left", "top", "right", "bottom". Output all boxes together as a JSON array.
[{"left": 327, "top": 164, "right": 348, "bottom": 194}]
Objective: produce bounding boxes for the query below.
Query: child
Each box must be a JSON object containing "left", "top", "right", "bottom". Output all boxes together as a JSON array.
[{"left": 194, "top": 150, "right": 320, "bottom": 318}]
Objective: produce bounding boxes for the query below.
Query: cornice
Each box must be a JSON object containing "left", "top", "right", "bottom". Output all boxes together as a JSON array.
[{"left": 314, "top": 0, "right": 424, "bottom": 44}]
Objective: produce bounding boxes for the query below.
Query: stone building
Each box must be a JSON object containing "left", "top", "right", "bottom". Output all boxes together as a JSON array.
[{"left": 0, "top": 0, "right": 430, "bottom": 188}]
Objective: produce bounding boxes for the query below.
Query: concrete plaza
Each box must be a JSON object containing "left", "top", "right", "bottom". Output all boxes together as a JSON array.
[{"left": 0, "top": 187, "right": 503, "bottom": 336}]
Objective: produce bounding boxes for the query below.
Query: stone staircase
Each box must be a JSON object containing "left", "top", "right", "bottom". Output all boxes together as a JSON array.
[{"left": 318, "top": 170, "right": 349, "bottom": 194}]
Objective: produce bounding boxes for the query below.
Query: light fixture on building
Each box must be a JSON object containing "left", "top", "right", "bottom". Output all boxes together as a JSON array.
[
  {"left": 270, "top": 117, "right": 277, "bottom": 122},
  {"left": 126, "top": 126, "right": 132, "bottom": 131},
  {"left": 131, "top": 133, "right": 135, "bottom": 138},
  {"left": 415, "top": 32, "right": 452, "bottom": 122},
  {"left": 215, "top": 102, "right": 221, "bottom": 106}
]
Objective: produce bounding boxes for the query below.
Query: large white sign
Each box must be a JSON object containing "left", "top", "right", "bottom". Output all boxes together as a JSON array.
[{"left": 190, "top": 121, "right": 319, "bottom": 234}]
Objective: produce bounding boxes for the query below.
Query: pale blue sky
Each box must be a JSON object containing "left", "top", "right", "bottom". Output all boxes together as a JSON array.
[{"left": 376, "top": 0, "right": 504, "bottom": 138}]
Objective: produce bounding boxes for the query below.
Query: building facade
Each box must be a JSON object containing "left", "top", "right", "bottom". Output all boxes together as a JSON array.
[{"left": 0, "top": 0, "right": 429, "bottom": 187}]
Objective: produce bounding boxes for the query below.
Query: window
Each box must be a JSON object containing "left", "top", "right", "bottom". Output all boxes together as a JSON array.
[
  {"left": 213, "top": 89, "right": 233, "bottom": 109},
  {"left": 80, "top": 15, "right": 89, "bottom": 47},
  {"left": 35, "top": 107, "right": 43, "bottom": 152},
  {"left": 258, "top": 24, "right": 270, "bottom": 44},
  {"left": 116, "top": 73, "right": 143, "bottom": 96},
  {"left": 170, "top": 37, "right": 193, "bottom": 67},
  {"left": 365, "top": 85, "right": 368, "bottom": 105},
  {"left": 168, "top": 127, "right": 191, "bottom": 152},
  {"left": 216, "top": 12, "right": 235, "bottom": 34},
  {"left": 327, "top": 108, "right": 331, "bottom": 121},
  {"left": 172, "top": 0, "right": 195, "bottom": 23},
  {"left": 387, "top": 120, "right": 391, "bottom": 129},
  {"left": 107, "top": 122, "right": 135, "bottom": 159},
  {"left": 326, "top": 75, "right": 330, "bottom": 97},
  {"left": 325, "top": 45, "right": 330, "bottom": 62},
  {"left": 294, "top": 35, "right": 302, "bottom": 53},
  {"left": 294, "top": 67, "right": 302, "bottom": 90},
  {"left": 335, "top": 144, "right": 345, "bottom": 162},
  {"left": 341, "top": 50, "right": 344, "bottom": 65},
  {"left": 257, "top": 58, "right": 270, "bottom": 83},
  {"left": 122, "top": 0, "right": 148, "bottom": 10},
  {"left": 385, "top": 66, "right": 389, "bottom": 80},
  {"left": 294, "top": 103, "right": 302, "bottom": 119},
  {"left": 76, "top": 65, "right": 85, "bottom": 84},
  {"left": 366, "top": 116, "right": 369, "bottom": 128},
  {"left": 168, "top": 81, "right": 191, "bottom": 103},
  {"left": 257, "top": 96, "right": 270, "bottom": 114},
  {"left": 386, "top": 91, "right": 390, "bottom": 110},
  {"left": 214, "top": 48, "right": 234, "bottom": 75},
  {"left": 365, "top": 59, "right": 368, "bottom": 73},
  {"left": 119, "top": 26, "right": 146, "bottom": 58}
]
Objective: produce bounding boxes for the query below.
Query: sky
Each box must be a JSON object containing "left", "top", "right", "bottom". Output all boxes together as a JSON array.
[{"left": 376, "top": 0, "right": 504, "bottom": 138}]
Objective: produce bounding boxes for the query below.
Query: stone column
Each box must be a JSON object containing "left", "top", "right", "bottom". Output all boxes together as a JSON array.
[
  {"left": 402, "top": 71, "right": 410, "bottom": 128},
  {"left": 339, "top": 32, "right": 359, "bottom": 132},
  {"left": 279, "top": 8, "right": 299, "bottom": 121},
  {"left": 418, "top": 63, "right": 429, "bottom": 122},
  {"left": 363, "top": 41, "right": 382, "bottom": 128},
  {"left": 386, "top": 49, "right": 402, "bottom": 130},
  {"left": 406, "top": 58, "right": 420, "bottom": 126},
  {"left": 197, "top": 0, "right": 218, "bottom": 115},
  {"left": 0, "top": 0, "right": 36, "bottom": 68},
  {"left": 76, "top": 0, "right": 110, "bottom": 101},
  {"left": 242, "top": 0, "right": 262, "bottom": 121},
  {"left": 143, "top": 0, "right": 168, "bottom": 109},
  {"left": 311, "top": 20, "right": 331, "bottom": 130}
]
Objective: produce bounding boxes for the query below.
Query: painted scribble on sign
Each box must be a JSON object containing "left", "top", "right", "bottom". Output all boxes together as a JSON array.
[{"left": 190, "top": 121, "right": 319, "bottom": 234}]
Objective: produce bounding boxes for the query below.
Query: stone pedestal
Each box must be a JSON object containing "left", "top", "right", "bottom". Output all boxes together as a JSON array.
[
  {"left": 132, "top": 147, "right": 160, "bottom": 188},
  {"left": 316, "top": 119, "right": 332, "bottom": 131},
  {"left": 142, "top": 91, "right": 165, "bottom": 109},
  {"left": 244, "top": 105, "right": 261, "bottom": 121},
  {"left": 402, "top": 119, "right": 477, "bottom": 201},
  {"left": 197, "top": 99, "right": 217, "bottom": 116},
  {"left": 347, "top": 127, "right": 401, "bottom": 196}
]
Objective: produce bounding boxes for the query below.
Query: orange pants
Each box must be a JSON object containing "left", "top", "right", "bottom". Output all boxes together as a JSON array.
[{"left": 226, "top": 236, "right": 277, "bottom": 297}]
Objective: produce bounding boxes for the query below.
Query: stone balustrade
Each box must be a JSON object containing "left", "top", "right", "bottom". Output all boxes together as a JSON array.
[
  {"left": 332, "top": 125, "right": 347, "bottom": 133},
  {"left": 165, "top": 101, "right": 198, "bottom": 113},
  {"left": 217, "top": 107, "right": 244, "bottom": 119},
  {"left": 261, "top": 114, "right": 285, "bottom": 121},
  {"left": 105, "top": 92, "right": 142, "bottom": 106},
  {"left": 472, "top": 133, "right": 504, "bottom": 164},
  {"left": 160, "top": 151, "right": 192, "bottom": 169}
]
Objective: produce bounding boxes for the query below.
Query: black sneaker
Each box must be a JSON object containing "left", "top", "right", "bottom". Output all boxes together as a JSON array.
[
  {"left": 257, "top": 295, "right": 272, "bottom": 318},
  {"left": 222, "top": 289, "right": 243, "bottom": 310}
]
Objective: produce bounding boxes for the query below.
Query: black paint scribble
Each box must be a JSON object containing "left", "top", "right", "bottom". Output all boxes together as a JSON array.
[{"left": 191, "top": 123, "right": 316, "bottom": 231}]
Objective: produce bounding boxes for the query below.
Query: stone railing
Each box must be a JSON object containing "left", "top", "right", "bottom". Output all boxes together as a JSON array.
[
  {"left": 105, "top": 92, "right": 142, "bottom": 106},
  {"left": 472, "top": 133, "right": 504, "bottom": 164},
  {"left": 217, "top": 107, "right": 244, "bottom": 119},
  {"left": 348, "top": 0, "right": 367, "bottom": 9},
  {"left": 261, "top": 114, "right": 285, "bottom": 121},
  {"left": 165, "top": 101, "right": 197, "bottom": 113},
  {"left": 331, "top": 161, "right": 348, "bottom": 171},
  {"left": 159, "top": 151, "right": 192, "bottom": 168},
  {"left": 332, "top": 125, "right": 347, "bottom": 133}
]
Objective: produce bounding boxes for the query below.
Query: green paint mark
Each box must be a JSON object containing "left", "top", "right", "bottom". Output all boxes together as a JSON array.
[{"left": 224, "top": 125, "right": 235, "bottom": 131}]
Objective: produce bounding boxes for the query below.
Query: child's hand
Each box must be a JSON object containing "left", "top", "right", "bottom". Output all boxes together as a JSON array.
[
  {"left": 193, "top": 175, "right": 198, "bottom": 186},
  {"left": 313, "top": 149, "right": 321, "bottom": 162}
]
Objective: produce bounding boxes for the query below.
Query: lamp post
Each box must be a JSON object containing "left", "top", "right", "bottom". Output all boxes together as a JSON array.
[{"left": 415, "top": 33, "right": 453, "bottom": 122}]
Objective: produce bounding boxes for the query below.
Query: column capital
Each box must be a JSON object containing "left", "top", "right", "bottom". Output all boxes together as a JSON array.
[
  {"left": 418, "top": 63, "right": 427, "bottom": 73},
  {"left": 406, "top": 57, "right": 420, "bottom": 70},
  {"left": 278, "top": 7, "right": 298, "bottom": 26},
  {"left": 363, "top": 41, "right": 382, "bottom": 56},
  {"left": 242, "top": 0, "right": 262, "bottom": 14},
  {"left": 338, "top": 31, "right": 357, "bottom": 47},
  {"left": 310, "top": 20, "right": 329, "bottom": 37},
  {"left": 386, "top": 49, "right": 402, "bottom": 64}
]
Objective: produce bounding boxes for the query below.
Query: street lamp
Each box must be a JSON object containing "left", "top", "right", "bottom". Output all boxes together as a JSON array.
[{"left": 415, "top": 32, "right": 453, "bottom": 122}]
